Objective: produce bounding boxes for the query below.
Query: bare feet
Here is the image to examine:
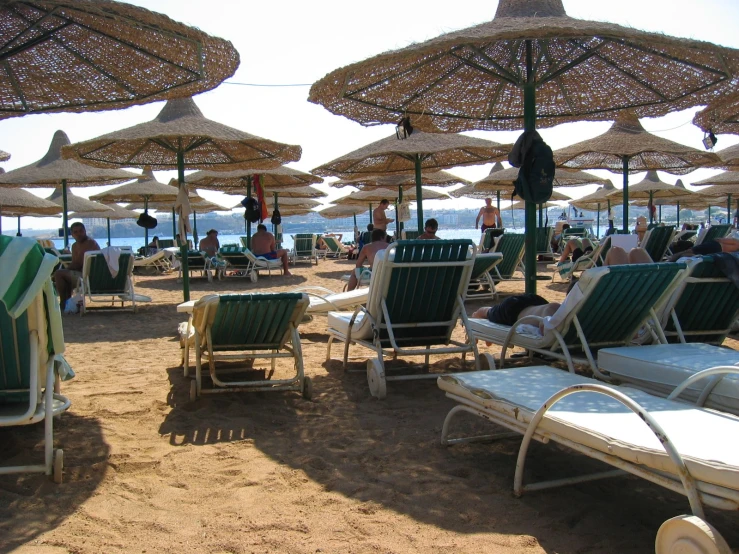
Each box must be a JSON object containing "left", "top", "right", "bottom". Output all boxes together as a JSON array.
[{"left": 284, "top": 270, "right": 292, "bottom": 276}]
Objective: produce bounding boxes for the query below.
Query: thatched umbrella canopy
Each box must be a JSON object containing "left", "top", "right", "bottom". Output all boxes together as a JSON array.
[
  {"left": 569, "top": 180, "right": 618, "bottom": 236},
  {"left": 510, "top": 200, "right": 561, "bottom": 210},
  {"left": 318, "top": 205, "right": 369, "bottom": 219},
  {"left": 691, "top": 172, "right": 739, "bottom": 222},
  {"left": 553, "top": 111, "right": 720, "bottom": 230},
  {"left": 47, "top": 188, "right": 112, "bottom": 214},
  {"left": 187, "top": 166, "right": 322, "bottom": 192},
  {"left": 333, "top": 187, "right": 447, "bottom": 206},
  {"left": 70, "top": 203, "right": 139, "bottom": 246},
  {"left": 0, "top": 187, "right": 61, "bottom": 234},
  {"left": 0, "top": 0, "right": 239, "bottom": 119},
  {"left": 310, "top": 0, "right": 739, "bottom": 294},
  {"left": 606, "top": 170, "right": 696, "bottom": 225},
  {"left": 693, "top": 93, "right": 739, "bottom": 137},
  {"left": 0, "top": 150, "right": 10, "bottom": 162},
  {"left": 712, "top": 144, "right": 739, "bottom": 170},
  {"left": 63, "top": 96, "right": 302, "bottom": 301},
  {"left": 313, "top": 130, "right": 509, "bottom": 233},
  {"left": 0, "top": 130, "right": 136, "bottom": 246},
  {"left": 330, "top": 170, "right": 469, "bottom": 189}
]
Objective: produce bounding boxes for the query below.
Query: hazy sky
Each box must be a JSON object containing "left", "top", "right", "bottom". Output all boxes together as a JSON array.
[{"left": 4, "top": 0, "right": 739, "bottom": 231}]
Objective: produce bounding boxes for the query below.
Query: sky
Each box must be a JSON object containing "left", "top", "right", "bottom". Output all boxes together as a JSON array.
[{"left": 3, "top": 0, "right": 739, "bottom": 231}]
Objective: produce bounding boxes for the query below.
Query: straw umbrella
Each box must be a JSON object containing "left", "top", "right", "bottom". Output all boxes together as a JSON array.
[
  {"left": 0, "top": 187, "right": 61, "bottom": 235},
  {"left": 691, "top": 171, "right": 739, "bottom": 225},
  {"left": 70, "top": 203, "right": 140, "bottom": 247},
  {"left": 606, "top": 170, "right": 695, "bottom": 226},
  {"left": 312, "top": 131, "right": 510, "bottom": 233},
  {"left": 0, "top": 0, "right": 239, "bottom": 119},
  {"left": 0, "top": 150, "right": 9, "bottom": 162},
  {"left": 309, "top": 0, "right": 739, "bottom": 294},
  {"left": 317, "top": 204, "right": 369, "bottom": 237},
  {"left": 554, "top": 111, "right": 720, "bottom": 231},
  {"left": 0, "top": 130, "right": 137, "bottom": 247},
  {"left": 569, "top": 180, "right": 617, "bottom": 236},
  {"left": 63, "top": 97, "right": 301, "bottom": 301},
  {"left": 693, "top": 92, "right": 739, "bottom": 138}
]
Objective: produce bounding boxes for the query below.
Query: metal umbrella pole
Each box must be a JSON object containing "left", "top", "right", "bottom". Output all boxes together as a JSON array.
[
  {"left": 622, "top": 157, "right": 630, "bottom": 233},
  {"left": 414, "top": 154, "right": 424, "bottom": 233},
  {"left": 16, "top": 216, "right": 21, "bottom": 236},
  {"left": 107, "top": 218, "right": 111, "bottom": 246},
  {"left": 62, "top": 179, "right": 69, "bottom": 248},
  {"left": 596, "top": 202, "right": 601, "bottom": 237},
  {"left": 676, "top": 202, "right": 680, "bottom": 226},
  {"left": 523, "top": 40, "right": 537, "bottom": 294},
  {"left": 176, "top": 151, "right": 190, "bottom": 302}
]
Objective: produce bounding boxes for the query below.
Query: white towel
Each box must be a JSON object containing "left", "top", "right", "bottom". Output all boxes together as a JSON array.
[{"left": 101, "top": 246, "right": 121, "bottom": 278}]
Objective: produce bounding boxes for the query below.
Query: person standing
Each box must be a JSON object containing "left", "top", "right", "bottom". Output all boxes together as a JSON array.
[
  {"left": 53, "top": 222, "right": 100, "bottom": 308},
  {"left": 475, "top": 198, "right": 502, "bottom": 232},
  {"left": 372, "top": 199, "right": 394, "bottom": 232}
]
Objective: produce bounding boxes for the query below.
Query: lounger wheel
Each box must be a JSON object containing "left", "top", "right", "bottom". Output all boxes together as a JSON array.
[
  {"left": 480, "top": 353, "right": 496, "bottom": 371},
  {"left": 53, "top": 449, "right": 63, "bottom": 484},
  {"left": 655, "top": 516, "right": 731, "bottom": 554},
  {"left": 189, "top": 380, "right": 197, "bottom": 401},
  {"left": 302, "top": 376, "right": 313, "bottom": 400},
  {"left": 367, "top": 359, "right": 386, "bottom": 399},
  {"left": 250, "top": 271, "right": 258, "bottom": 283}
]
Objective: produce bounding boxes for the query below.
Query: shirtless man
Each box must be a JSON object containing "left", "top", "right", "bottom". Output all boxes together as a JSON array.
[
  {"left": 372, "top": 199, "right": 394, "bottom": 232},
  {"left": 53, "top": 222, "right": 100, "bottom": 307},
  {"left": 475, "top": 198, "right": 502, "bottom": 232},
  {"left": 198, "top": 229, "right": 220, "bottom": 258},
  {"left": 251, "top": 223, "right": 291, "bottom": 276},
  {"left": 347, "top": 228, "right": 389, "bottom": 291},
  {"left": 417, "top": 218, "right": 440, "bottom": 240}
]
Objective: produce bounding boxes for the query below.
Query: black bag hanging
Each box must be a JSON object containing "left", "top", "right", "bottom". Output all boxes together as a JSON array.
[
  {"left": 509, "top": 130, "right": 555, "bottom": 204},
  {"left": 136, "top": 210, "right": 158, "bottom": 229},
  {"left": 270, "top": 207, "right": 282, "bottom": 225},
  {"left": 243, "top": 197, "right": 260, "bottom": 223}
]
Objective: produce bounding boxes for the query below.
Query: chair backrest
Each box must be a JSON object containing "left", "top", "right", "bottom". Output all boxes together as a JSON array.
[
  {"left": 366, "top": 240, "right": 475, "bottom": 347},
  {"left": 660, "top": 255, "right": 739, "bottom": 344},
  {"left": 403, "top": 230, "right": 421, "bottom": 240},
  {"left": 176, "top": 250, "right": 208, "bottom": 268},
  {"left": 491, "top": 233, "right": 526, "bottom": 279},
  {"left": 470, "top": 252, "right": 503, "bottom": 279},
  {"left": 536, "top": 226, "right": 553, "bottom": 253},
  {"left": 322, "top": 235, "right": 343, "bottom": 253},
  {"left": 563, "top": 226, "right": 588, "bottom": 238},
  {"left": 293, "top": 234, "right": 316, "bottom": 255},
  {"left": 479, "top": 228, "right": 505, "bottom": 251},
  {"left": 702, "top": 224, "right": 733, "bottom": 243},
  {"left": 195, "top": 293, "right": 308, "bottom": 350},
  {"left": 642, "top": 225, "right": 675, "bottom": 261},
  {"left": 84, "top": 252, "right": 133, "bottom": 294},
  {"left": 557, "top": 262, "right": 687, "bottom": 349},
  {"left": 240, "top": 236, "right": 250, "bottom": 249},
  {"left": 158, "top": 239, "right": 175, "bottom": 248}
]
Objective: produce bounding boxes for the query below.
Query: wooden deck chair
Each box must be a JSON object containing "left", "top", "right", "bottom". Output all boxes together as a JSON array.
[
  {"left": 466, "top": 252, "right": 504, "bottom": 301},
  {"left": 0, "top": 236, "right": 70, "bottom": 483},
  {"left": 291, "top": 233, "right": 318, "bottom": 265},
  {"left": 468, "top": 261, "right": 691, "bottom": 374},
  {"left": 188, "top": 293, "right": 312, "bottom": 400},
  {"left": 478, "top": 228, "right": 505, "bottom": 253},
  {"left": 175, "top": 249, "right": 213, "bottom": 282},
  {"left": 437, "top": 365, "right": 738, "bottom": 551},
  {"left": 322, "top": 235, "right": 350, "bottom": 259},
  {"left": 694, "top": 224, "right": 732, "bottom": 246},
  {"left": 641, "top": 225, "right": 676, "bottom": 261},
  {"left": 133, "top": 250, "right": 172, "bottom": 273},
  {"left": 79, "top": 250, "right": 146, "bottom": 314},
  {"left": 490, "top": 233, "right": 526, "bottom": 281},
  {"left": 326, "top": 239, "right": 481, "bottom": 399}
]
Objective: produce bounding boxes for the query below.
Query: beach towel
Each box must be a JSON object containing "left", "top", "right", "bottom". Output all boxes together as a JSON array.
[{"left": 100, "top": 246, "right": 121, "bottom": 278}]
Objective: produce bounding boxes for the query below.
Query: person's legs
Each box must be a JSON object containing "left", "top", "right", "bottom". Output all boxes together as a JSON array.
[
  {"left": 558, "top": 239, "right": 579, "bottom": 263},
  {"left": 53, "top": 269, "right": 77, "bottom": 306},
  {"left": 277, "top": 249, "right": 292, "bottom": 276},
  {"left": 628, "top": 248, "right": 653, "bottom": 264},
  {"left": 347, "top": 271, "right": 358, "bottom": 291},
  {"left": 604, "top": 246, "right": 629, "bottom": 266}
]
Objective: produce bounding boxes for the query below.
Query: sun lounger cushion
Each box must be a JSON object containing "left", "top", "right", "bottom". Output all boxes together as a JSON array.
[
  {"left": 438, "top": 366, "right": 739, "bottom": 492},
  {"left": 598, "top": 343, "right": 739, "bottom": 414},
  {"left": 308, "top": 288, "right": 368, "bottom": 314}
]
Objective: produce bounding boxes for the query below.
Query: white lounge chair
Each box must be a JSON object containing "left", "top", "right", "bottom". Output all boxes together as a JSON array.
[
  {"left": 293, "top": 286, "right": 369, "bottom": 316},
  {"left": 438, "top": 365, "right": 739, "bottom": 552},
  {"left": 133, "top": 250, "right": 172, "bottom": 273},
  {"left": 326, "top": 239, "right": 481, "bottom": 398},
  {"left": 80, "top": 250, "right": 149, "bottom": 314}
]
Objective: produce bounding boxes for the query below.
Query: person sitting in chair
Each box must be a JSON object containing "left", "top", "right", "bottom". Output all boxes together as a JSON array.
[
  {"left": 199, "top": 229, "right": 220, "bottom": 258},
  {"left": 251, "top": 223, "right": 292, "bottom": 276},
  {"left": 347, "top": 228, "right": 389, "bottom": 291},
  {"left": 417, "top": 218, "right": 440, "bottom": 240},
  {"left": 53, "top": 222, "right": 100, "bottom": 309}
]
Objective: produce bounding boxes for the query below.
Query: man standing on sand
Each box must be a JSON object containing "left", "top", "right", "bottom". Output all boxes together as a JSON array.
[
  {"left": 53, "top": 222, "right": 100, "bottom": 308},
  {"left": 251, "top": 223, "right": 291, "bottom": 276},
  {"left": 475, "top": 198, "right": 502, "bottom": 232},
  {"left": 347, "top": 228, "right": 389, "bottom": 291},
  {"left": 372, "top": 199, "right": 394, "bottom": 232}
]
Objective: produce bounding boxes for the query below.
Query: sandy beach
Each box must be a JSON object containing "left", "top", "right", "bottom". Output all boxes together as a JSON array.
[{"left": 1, "top": 256, "right": 738, "bottom": 554}]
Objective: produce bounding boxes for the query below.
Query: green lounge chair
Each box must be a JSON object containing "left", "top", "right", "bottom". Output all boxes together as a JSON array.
[
  {"left": 695, "top": 224, "right": 732, "bottom": 246},
  {"left": 550, "top": 236, "right": 612, "bottom": 283},
  {"left": 216, "top": 246, "right": 283, "bottom": 282},
  {"left": 641, "top": 225, "right": 676, "bottom": 261},
  {"left": 239, "top": 236, "right": 250, "bottom": 249},
  {"left": 133, "top": 250, "right": 172, "bottom": 274},
  {"left": 490, "top": 233, "right": 526, "bottom": 282},
  {"left": 80, "top": 251, "right": 145, "bottom": 314},
  {"left": 468, "top": 261, "right": 691, "bottom": 374},
  {"left": 536, "top": 226, "right": 554, "bottom": 256},
  {"left": 402, "top": 230, "right": 421, "bottom": 240},
  {"left": 466, "top": 252, "right": 504, "bottom": 301},
  {"left": 322, "top": 235, "right": 350, "bottom": 259},
  {"left": 326, "top": 239, "right": 481, "bottom": 399},
  {"left": 175, "top": 249, "right": 213, "bottom": 282},
  {"left": 478, "top": 227, "right": 505, "bottom": 252},
  {"left": 188, "top": 292, "right": 311, "bottom": 400},
  {"left": 158, "top": 239, "right": 175, "bottom": 249},
  {"left": 291, "top": 233, "right": 318, "bottom": 265},
  {"left": 0, "top": 236, "right": 70, "bottom": 483}
]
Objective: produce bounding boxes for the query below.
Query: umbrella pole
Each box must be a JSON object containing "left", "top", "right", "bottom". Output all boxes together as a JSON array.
[
  {"left": 62, "top": 179, "right": 69, "bottom": 248},
  {"left": 246, "top": 176, "right": 252, "bottom": 248},
  {"left": 496, "top": 191, "right": 501, "bottom": 228},
  {"left": 649, "top": 190, "right": 654, "bottom": 225},
  {"left": 728, "top": 194, "right": 732, "bottom": 226},
  {"left": 144, "top": 197, "right": 149, "bottom": 254},
  {"left": 676, "top": 202, "right": 680, "bottom": 226},
  {"left": 192, "top": 211, "right": 198, "bottom": 246},
  {"left": 107, "top": 218, "right": 111, "bottom": 246},
  {"left": 658, "top": 204, "right": 662, "bottom": 224},
  {"left": 622, "top": 156, "right": 630, "bottom": 233},
  {"left": 708, "top": 205, "right": 711, "bottom": 224},
  {"left": 274, "top": 192, "right": 280, "bottom": 248},
  {"left": 523, "top": 40, "right": 537, "bottom": 294},
  {"left": 369, "top": 203, "right": 373, "bottom": 224},
  {"left": 17, "top": 216, "right": 21, "bottom": 236},
  {"left": 177, "top": 151, "right": 190, "bottom": 302},
  {"left": 273, "top": 192, "right": 278, "bottom": 236},
  {"left": 597, "top": 203, "right": 601, "bottom": 238},
  {"left": 414, "top": 154, "right": 423, "bottom": 234},
  {"left": 538, "top": 204, "right": 542, "bottom": 227}
]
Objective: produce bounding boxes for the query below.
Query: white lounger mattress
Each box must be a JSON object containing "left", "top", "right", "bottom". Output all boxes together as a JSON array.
[
  {"left": 438, "top": 366, "right": 739, "bottom": 494},
  {"left": 468, "top": 318, "right": 550, "bottom": 348},
  {"left": 307, "top": 288, "right": 368, "bottom": 314},
  {"left": 598, "top": 344, "right": 739, "bottom": 415}
]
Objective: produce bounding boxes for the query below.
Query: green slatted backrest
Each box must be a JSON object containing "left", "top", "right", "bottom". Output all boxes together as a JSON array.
[
  {"left": 595, "top": 238, "right": 612, "bottom": 267},
  {"left": 218, "top": 246, "right": 250, "bottom": 269},
  {"left": 560, "top": 263, "right": 684, "bottom": 348},
  {"left": 0, "top": 302, "right": 31, "bottom": 401},
  {"left": 209, "top": 293, "right": 302, "bottom": 351},
  {"left": 665, "top": 256, "right": 739, "bottom": 344},
  {"left": 482, "top": 228, "right": 505, "bottom": 251},
  {"left": 493, "top": 233, "right": 525, "bottom": 279},
  {"left": 470, "top": 254, "right": 500, "bottom": 279},
  {"left": 176, "top": 250, "right": 208, "bottom": 269},
  {"left": 240, "top": 236, "right": 250, "bottom": 249},
  {"left": 158, "top": 239, "right": 175, "bottom": 248},
  {"left": 704, "top": 224, "right": 732, "bottom": 242},
  {"left": 403, "top": 230, "right": 421, "bottom": 240},
  {"left": 380, "top": 240, "right": 472, "bottom": 347},
  {"left": 323, "top": 236, "right": 341, "bottom": 253},
  {"left": 294, "top": 234, "right": 314, "bottom": 255},
  {"left": 563, "top": 227, "right": 587, "bottom": 238},
  {"left": 643, "top": 226, "right": 675, "bottom": 262},
  {"left": 88, "top": 253, "right": 131, "bottom": 294},
  {"left": 536, "top": 227, "right": 552, "bottom": 252}
]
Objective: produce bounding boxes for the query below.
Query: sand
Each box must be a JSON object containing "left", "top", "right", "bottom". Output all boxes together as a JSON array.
[{"left": 1, "top": 256, "right": 738, "bottom": 554}]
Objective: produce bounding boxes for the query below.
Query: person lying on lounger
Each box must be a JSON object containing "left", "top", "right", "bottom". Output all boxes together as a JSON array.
[
  {"left": 472, "top": 293, "right": 561, "bottom": 336},
  {"left": 347, "top": 228, "right": 389, "bottom": 291},
  {"left": 557, "top": 237, "right": 595, "bottom": 264},
  {"left": 667, "top": 237, "right": 739, "bottom": 262}
]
